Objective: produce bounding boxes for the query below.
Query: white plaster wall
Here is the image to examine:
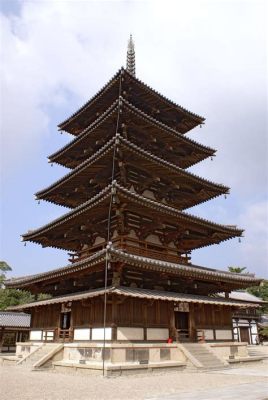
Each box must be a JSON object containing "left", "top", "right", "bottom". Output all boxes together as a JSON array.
[
  {"left": 93, "top": 236, "right": 105, "bottom": 245},
  {"left": 215, "top": 330, "right": 233, "bottom": 340},
  {"left": 203, "top": 329, "right": 214, "bottom": 340},
  {"left": 143, "top": 190, "right": 156, "bottom": 200},
  {"left": 147, "top": 328, "right": 169, "bottom": 340},
  {"left": 45, "top": 332, "right": 54, "bottom": 341},
  {"left": 251, "top": 324, "right": 258, "bottom": 334},
  {"left": 117, "top": 327, "right": 144, "bottom": 340},
  {"left": 128, "top": 229, "right": 138, "bottom": 239},
  {"left": 91, "top": 328, "right": 111, "bottom": 340},
  {"left": 146, "top": 234, "right": 162, "bottom": 245},
  {"left": 73, "top": 329, "right": 90, "bottom": 341},
  {"left": 30, "top": 330, "right": 42, "bottom": 341}
]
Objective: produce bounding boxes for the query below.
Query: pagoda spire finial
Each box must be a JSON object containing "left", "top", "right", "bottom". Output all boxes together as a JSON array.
[{"left": 126, "top": 34, "right": 135, "bottom": 76}]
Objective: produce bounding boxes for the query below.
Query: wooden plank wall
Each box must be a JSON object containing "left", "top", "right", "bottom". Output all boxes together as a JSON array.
[
  {"left": 193, "top": 303, "right": 233, "bottom": 328},
  {"left": 31, "top": 304, "right": 61, "bottom": 329},
  {"left": 30, "top": 297, "right": 233, "bottom": 333},
  {"left": 72, "top": 297, "right": 170, "bottom": 328}
]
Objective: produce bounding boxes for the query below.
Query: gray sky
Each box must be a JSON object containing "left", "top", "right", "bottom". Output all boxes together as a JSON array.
[{"left": 1, "top": 0, "right": 267, "bottom": 279}]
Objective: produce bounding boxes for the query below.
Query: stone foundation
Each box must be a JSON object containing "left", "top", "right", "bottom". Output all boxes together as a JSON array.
[
  {"left": 63, "top": 342, "right": 186, "bottom": 365},
  {"left": 53, "top": 360, "right": 186, "bottom": 377},
  {"left": 209, "top": 342, "right": 248, "bottom": 360},
  {"left": 16, "top": 342, "right": 41, "bottom": 358}
]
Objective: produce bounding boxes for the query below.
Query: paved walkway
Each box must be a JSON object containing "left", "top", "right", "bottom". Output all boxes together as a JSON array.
[
  {"left": 211, "top": 366, "right": 268, "bottom": 378},
  {"left": 147, "top": 382, "right": 268, "bottom": 400},
  {"left": 1, "top": 363, "right": 268, "bottom": 400}
]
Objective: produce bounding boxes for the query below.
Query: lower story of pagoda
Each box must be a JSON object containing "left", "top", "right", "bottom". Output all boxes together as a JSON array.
[
  {"left": 10, "top": 286, "right": 259, "bottom": 374},
  {"left": 14, "top": 287, "right": 248, "bottom": 344}
]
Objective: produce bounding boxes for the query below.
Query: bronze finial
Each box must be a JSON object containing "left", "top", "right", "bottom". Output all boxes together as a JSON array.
[{"left": 126, "top": 34, "right": 135, "bottom": 76}]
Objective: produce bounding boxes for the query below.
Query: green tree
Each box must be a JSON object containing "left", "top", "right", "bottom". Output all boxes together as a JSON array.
[
  {"left": 227, "top": 266, "right": 268, "bottom": 311},
  {"left": 0, "top": 288, "right": 34, "bottom": 310},
  {"left": 259, "top": 326, "right": 268, "bottom": 339},
  {"left": 0, "top": 261, "right": 12, "bottom": 287},
  {"left": 247, "top": 280, "right": 268, "bottom": 302},
  {"left": 0, "top": 261, "right": 51, "bottom": 310},
  {"left": 228, "top": 266, "right": 247, "bottom": 273}
]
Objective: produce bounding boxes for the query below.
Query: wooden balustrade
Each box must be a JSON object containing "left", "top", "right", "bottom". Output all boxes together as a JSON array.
[
  {"left": 177, "top": 329, "right": 190, "bottom": 342},
  {"left": 68, "top": 237, "right": 190, "bottom": 265},
  {"left": 55, "top": 328, "right": 73, "bottom": 342}
]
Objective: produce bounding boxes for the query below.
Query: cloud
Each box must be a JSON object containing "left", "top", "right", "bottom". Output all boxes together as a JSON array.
[
  {"left": 0, "top": 0, "right": 267, "bottom": 278},
  {"left": 236, "top": 201, "right": 268, "bottom": 277}
]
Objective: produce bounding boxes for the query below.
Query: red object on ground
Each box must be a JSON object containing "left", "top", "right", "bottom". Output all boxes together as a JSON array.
[{"left": 167, "top": 338, "right": 173, "bottom": 343}]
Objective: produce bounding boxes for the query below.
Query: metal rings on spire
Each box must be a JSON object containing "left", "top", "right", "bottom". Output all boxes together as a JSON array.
[{"left": 126, "top": 34, "right": 135, "bottom": 76}]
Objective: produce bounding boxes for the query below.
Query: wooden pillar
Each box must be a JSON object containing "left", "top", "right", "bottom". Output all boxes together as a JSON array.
[
  {"left": 0, "top": 327, "right": 4, "bottom": 352},
  {"left": 112, "top": 262, "right": 124, "bottom": 287},
  {"left": 188, "top": 303, "right": 196, "bottom": 342},
  {"left": 169, "top": 303, "right": 177, "bottom": 341},
  {"left": 212, "top": 305, "right": 217, "bottom": 340},
  {"left": 143, "top": 301, "right": 148, "bottom": 341},
  {"left": 111, "top": 295, "right": 118, "bottom": 341}
]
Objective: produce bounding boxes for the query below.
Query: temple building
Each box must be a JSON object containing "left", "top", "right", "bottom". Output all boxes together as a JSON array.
[{"left": 5, "top": 37, "right": 263, "bottom": 373}]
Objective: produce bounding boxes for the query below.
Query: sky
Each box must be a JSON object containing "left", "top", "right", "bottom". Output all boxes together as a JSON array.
[{"left": 0, "top": 0, "right": 267, "bottom": 281}]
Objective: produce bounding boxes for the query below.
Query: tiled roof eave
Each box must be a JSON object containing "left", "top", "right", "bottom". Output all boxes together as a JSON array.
[
  {"left": 58, "top": 69, "right": 121, "bottom": 130},
  {"left": 36, "top": 136, "right": 117, "bottom": 199},
  {"left": 116, "top": 183, "right": 243, "bottom": 235},
  {"left": 22, "top": 182, "right": 242, "bottom": 244},
  {"left": 5, "top": 249, "right": 107, "bottom": 288},
  {"left": 22, "top": 185, "right": 113, "bottom": 241},
  {"left": 7, "top": 286, "right": 260, "bottom": 311},
  {"left": 51, "top": 98, "right": 214, "bottom": 165},
  {"left": 23, "top": 182, "right": 243, "bottom": 243},
  {"left": 37, "top": 135, "right": 227, "bottom": 201},
  {"left": 5, "top": 246, "right": 260, "bottom": 290},
  {"left": 121, "top": 98, "right": 212, "bottom": 152},
  {"left": 123, "top": 68, "right": 205, "bottom": 123},
  {"left": 109, "top": 248, "right": 261, "bottom": 284},
  {"left": 58, "top": 68, "right": 204, "bottom": 133}
]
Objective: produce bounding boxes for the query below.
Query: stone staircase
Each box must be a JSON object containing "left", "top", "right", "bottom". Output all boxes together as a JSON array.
[
  {"left": 247, "top": 345, "right": 268, "bottom": 359},
  {"left": 17, "top": 343, "right": 62, "bottom": 369},
  {"left": 181, "top": 343, "right": 229, "bottom": 371}
]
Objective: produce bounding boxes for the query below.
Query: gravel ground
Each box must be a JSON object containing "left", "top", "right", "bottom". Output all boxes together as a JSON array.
[{"left": 0, "top": 363, "right": 268, "bottom": 400}]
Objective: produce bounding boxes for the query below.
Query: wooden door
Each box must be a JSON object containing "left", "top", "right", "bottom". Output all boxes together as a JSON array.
[
  {"left": 175, "top": 312, "right": 189, "bottom": 341},
  {"left": 240, "top": 327, "right": 250, "bottom": 343},
  {"left": 58, "top": 312, "right": 72, "bottom": 342},
  {"left": 60, "top": 312, "right": 71, "bottom": 330}
]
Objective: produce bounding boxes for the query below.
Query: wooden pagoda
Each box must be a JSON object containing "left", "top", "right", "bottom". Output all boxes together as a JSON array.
[{"left": 6, "top": 37, "right": 262, "bottom": 347}]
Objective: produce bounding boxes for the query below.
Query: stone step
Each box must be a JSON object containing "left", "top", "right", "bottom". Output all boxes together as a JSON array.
[
  {"left": 182, "top": 343, "right": 228, "bottom": 371},
  {"left": 18, "top": 344, "right": 60, "bottom": 368}
]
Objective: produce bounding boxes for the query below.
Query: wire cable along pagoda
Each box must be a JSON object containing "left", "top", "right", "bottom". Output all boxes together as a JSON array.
[{"left": 7, "top": 38, "right": 263, "bottom": 374}]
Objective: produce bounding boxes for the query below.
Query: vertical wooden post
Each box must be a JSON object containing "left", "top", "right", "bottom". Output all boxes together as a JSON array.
[
  {"left": 143, "top": 300, "right": 148, "bottom": 341},
  {"left": 188, "top": 303, "right": 196, "bottom": 342},
  {"left": 0, "top": 327, "right": 4, "bottom": 352},
  {"left": 169, "top": 303, "right": 177, "bottom": 341},
  {"left": 111, "top": 295, "right": 117, "bottom": 341}
]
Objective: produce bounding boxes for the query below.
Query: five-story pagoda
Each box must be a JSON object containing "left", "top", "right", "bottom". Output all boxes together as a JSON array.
[{"left": 7, "top": 37, "right": 261, "bottom": 351}]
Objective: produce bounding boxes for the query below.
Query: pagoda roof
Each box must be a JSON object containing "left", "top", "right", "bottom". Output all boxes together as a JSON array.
[
  {"left": 37, "top": 135, "right": 228, "bottom": 209},
  {"left": 23, "top": 183, "right": 242, "bottom": 252},
  {"left": 51, "top": 99, "right": 214, "bottom": 169},
  {"left": 7, "top": 285, "right": 261, "bottom": 311},
  {"left": 6, "top": 247, "right": 261, "bottom": 291},
  {"left": 58, "top": 68, "right": 204, "bottom": 135}
]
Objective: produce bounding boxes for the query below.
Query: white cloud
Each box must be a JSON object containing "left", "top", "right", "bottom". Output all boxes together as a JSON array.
[
  {"left": 1, "top": 0, "right": 266, "bottom": 189},
  {"left": 237, "top": 201, "right": 268, "bottom": 276},
  {"left": 0, "top": 0, "right": 267, "bottom": 277}
]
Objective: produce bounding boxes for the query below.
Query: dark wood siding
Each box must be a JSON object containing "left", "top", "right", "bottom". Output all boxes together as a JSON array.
[
  {"left": 29, "top": 297, "right": 232, "bottom": 335},
  {"left": 31, "top": 304, "right": 61, "bottom": 329}
]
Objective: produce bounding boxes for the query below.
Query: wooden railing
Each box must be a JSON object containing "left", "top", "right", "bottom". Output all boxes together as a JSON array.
[
  {"left": 177, "top": 329, "right": 190, "bottom": 342},
  {"left": 55, "top": 328, "right": 73, "bottom": 342},
  {"left": 68, "top": 237, "right": 190, "bottom": 265},
  {"left": 42, "top": 329, "right": 55, "bottom": 342}
]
